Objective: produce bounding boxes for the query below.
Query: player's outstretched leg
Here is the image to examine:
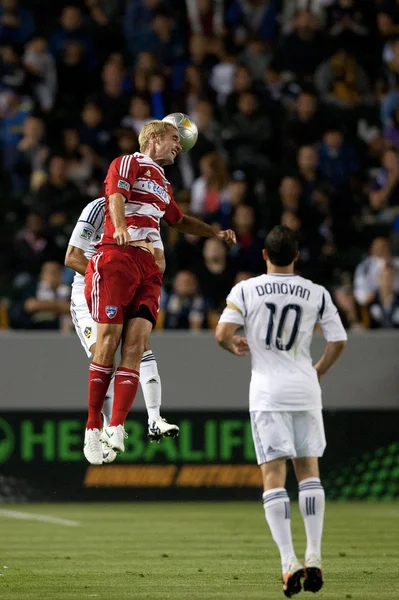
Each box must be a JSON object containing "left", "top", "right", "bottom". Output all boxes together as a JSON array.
[
  {"left": 298, "top": 476, "right": 325, "bottom": 593},
  {"left": 140, "top": 348, "right": 179, "bottom": 442},
  {"left": 84, "top": 362, "right": 114, "bottom": 464},
  {"left": 263, "top": 488, "right": 304, "bottom": 597},
  {"left": 101, "top": 317, "right": 152, "bottom": 453}
]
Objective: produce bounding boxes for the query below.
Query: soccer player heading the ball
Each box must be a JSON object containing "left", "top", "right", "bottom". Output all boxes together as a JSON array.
[
  {"left": 216, "top": 225, "right": 347, "bottom": 598},
  {"left": 83, "top": 118, "right": 236, "bottom": 465}
]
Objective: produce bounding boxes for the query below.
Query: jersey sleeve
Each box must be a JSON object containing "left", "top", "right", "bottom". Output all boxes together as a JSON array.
[
  {"left": 317, "top": 287, "right": 348, "bottom": 342},
  {"left": 104, "top": 155, "right": 139, "bottom": 201},
  {"left": 67, "top": 199, "right": 105, "bottom": 252},
  {"left": 163, "top": 196, "right": 183, "bottom": 226},
  {"left": 218, "top": 282, "right": 246, "bottom": 326}
]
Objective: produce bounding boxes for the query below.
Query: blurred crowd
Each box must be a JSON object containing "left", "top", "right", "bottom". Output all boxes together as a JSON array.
[{"left": 2, "top": 0, "right": 399, "bottom": 332}]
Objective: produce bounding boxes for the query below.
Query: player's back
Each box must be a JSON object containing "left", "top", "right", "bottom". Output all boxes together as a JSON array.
[{"left": 239, "top": 273, "right": 327, "bottom": 410}]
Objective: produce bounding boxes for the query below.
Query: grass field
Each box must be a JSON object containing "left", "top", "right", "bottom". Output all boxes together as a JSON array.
[{"left": 1, "top": 502, "right": 398, "bottom": 600}]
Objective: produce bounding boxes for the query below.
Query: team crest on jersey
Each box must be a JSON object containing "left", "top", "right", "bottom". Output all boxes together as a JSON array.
[
  {"left": 84, "top": 326, "right": 92, "bottom": 339},
  {"left": 117, "top": 179, "right": 130, "bottom": 191},
  {"left": 106, "top": 305, "right": 118, "bottom": 319},
  {"left": 80, "top": 227, "right": 93, "bottom": 240}
]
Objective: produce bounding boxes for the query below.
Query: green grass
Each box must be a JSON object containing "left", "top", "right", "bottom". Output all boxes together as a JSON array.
[{"left": 1, "top": 502, "right": 399, "bottom": 599}]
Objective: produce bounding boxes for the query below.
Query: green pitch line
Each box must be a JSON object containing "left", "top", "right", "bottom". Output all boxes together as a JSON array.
[{"left": 1, "top": 502, "right": 398, "bottom": 599}]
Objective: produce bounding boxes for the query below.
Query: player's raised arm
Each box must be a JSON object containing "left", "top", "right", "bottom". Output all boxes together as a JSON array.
[
  {"left": 172, "top": 214, "right": 236, "bottom": 245},
  {"left": 315, "top": 288, "right": 348, "bottom": 380}
]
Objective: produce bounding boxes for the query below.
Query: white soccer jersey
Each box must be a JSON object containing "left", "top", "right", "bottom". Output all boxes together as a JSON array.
[
  {"left": 219, "top": 273, "right": 347, "bottom": 411},
  {"left": 68, "top": 197, "right": 106, "bottom": 293},
  {"left": 68, "top": 196, "right": 165, "bottom": 293}
]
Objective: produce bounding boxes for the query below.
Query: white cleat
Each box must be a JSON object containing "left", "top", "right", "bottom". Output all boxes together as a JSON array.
[
  {"left": 304, "top": 555, "right": 323, "bottom": 593},
  {"left": 102, "top": 442, "right": 117, "bottom": 464},
  {"left": 83, "top": 428, "right": 103, "bottom": 465},
  {"left": 148, "top": 417, "right": 179, "bottom": 442},
  {"left": 283, "top": 557, "right": 304, "bottom": 598},
  {"left": 100, "top": 425, "right": 127, "bottom": 453}
]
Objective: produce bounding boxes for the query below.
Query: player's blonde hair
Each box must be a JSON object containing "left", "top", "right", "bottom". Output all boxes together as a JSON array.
[{"left": 139, "top": 120, "right": 177, "bottom": 153}]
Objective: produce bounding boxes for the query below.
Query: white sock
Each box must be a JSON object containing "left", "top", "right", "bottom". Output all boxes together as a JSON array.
[
  {"left": 298, "top": 477, "right": 325, "bottom": 560},
  {"left": 140, "top": 350, "right": 161, "bottom": 423},
  {"left": 263, "top": 488, "right": 296, "bottom": 573},
  {"left": 102, "top": 376, "right": 114, "bottom": 428}
]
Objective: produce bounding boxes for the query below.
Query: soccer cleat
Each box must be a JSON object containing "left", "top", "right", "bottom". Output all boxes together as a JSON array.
[
  {"left": 83, "top": 428, "right": 103, "bottom": 465},
  {"left": 100, "top": 425, "right": 128, "bottom": 453},
  {"left": 102, "top": 443, "right": 117, "bottom": 464},
  {"left": 148, "top": 418, "right": 179, "bottom": 442},
  {"left": 304, "top": 555, "right": 323, "bottom": 593},
  {"left": 283, "top": 558, "right": 304, "bottom": 598}
]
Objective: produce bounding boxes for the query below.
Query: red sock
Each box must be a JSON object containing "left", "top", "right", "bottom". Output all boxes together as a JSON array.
[
  {"left": 87, "top": 362, "right": 114, "bottom": 429},
  {"left": 110, "top": 367, "right": 140, "bottom": 427}
]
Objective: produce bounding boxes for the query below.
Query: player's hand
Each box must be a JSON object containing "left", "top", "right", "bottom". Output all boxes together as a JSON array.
[
  {"left": 217, "top": 229, "right": 236, "bottom": 245},
  {"left": 230, "top": 335, "right": 249, "bottom": 356},
  {"left": 113, "top": 227, "right": 130, "bottom": 246}
]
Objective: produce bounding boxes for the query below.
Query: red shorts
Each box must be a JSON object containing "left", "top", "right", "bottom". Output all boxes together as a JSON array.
[{"left": 85, "top": 245, "right": 162, "bottom": 326}]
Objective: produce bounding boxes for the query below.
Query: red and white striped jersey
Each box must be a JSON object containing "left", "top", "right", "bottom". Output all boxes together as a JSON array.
[{"left": 100, "top": 152, "right": 183, "bottom": 246}]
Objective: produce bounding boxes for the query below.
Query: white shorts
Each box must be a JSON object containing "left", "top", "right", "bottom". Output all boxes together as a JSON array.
[
  {"left": 250, "top": 410, "right": 326, "bottom": 464},
  {"left": 70, "top": 290, "right": 97, "bottom": 358}
]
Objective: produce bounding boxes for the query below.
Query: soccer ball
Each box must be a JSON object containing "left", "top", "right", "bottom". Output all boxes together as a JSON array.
[{"left": 162, "top": 112, "right": 198, "bottom": 153}]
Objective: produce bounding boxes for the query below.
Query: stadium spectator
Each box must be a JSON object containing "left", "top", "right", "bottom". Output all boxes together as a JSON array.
[
  {"left": 195, "top": 237, "right": 236, "bottom": 314},
  {"left": 32, "top": 154, "right": 86, "bottom": 226},
  {"left": 222, "top": 90, "right": 272, "bottom": 173},
  {"left": 160, "top": 269, "right": 207, "bottom": 329},
  {"left": 12, "top": 212, "right": 61, "bottom": 283},
  {"left": 317, "top": 126, "right": 359, "bottom": 194},
  {"left": 190, "top": 152, "right": 229, "bottom": 220},
  {"left": 54, "top": 41, "right": 95, "bottom": 123},
  {"left": 229, "top": 204, "right": 265, "bottom": 274},
  {"left": 282, "top": 92, "right": 325, "bottom": 155},
  {"left": 277, "top": 9, "right": 326, "bottom": 82},
  {"left": 0, "top": 0, "right": 35, "bottom": 46},
  {"left": 89, "top": 60, "right": 130, "bottom": 130},
  {"left": 314, "top": 48, "right": 374, "bottom": 112},
  {"left": 10, "top": 260, "right": 71, "bottom": 330},
  {"left": 281, "top": 0, "right": 327, "bottom": 35},
  {"left": 23, "top": 37, "right": 57, "bottom": 113},
  {"left": 121, "top": 94, "right": 153, "bottom": 134},
  {"left": 368, "top": 263, "right": 399, "bottom": 328},
  {"left": 49, "top": 5, "right": 97, "bottom": 69},
  {"left": 368, "top": 148, "right": 399, "bottom": 221},
  {"left": 11, "top": 115, "right": 47, "bottom": 195},
  {"left": 225, "top": 0, "right": 279, "bottom": 45},
  {"left": 353, "top": 236, "right": 399, "bottom": 306}
]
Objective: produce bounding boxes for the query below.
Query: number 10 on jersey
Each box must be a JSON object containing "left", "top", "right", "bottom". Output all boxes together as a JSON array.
[{"left": 265, "top": 303, "right": 302, "bottom": 351}]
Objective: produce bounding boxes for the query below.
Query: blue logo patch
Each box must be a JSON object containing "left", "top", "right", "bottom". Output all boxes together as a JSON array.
[{"left": 106, "top": 305, "right": 118, "bottom": 319}]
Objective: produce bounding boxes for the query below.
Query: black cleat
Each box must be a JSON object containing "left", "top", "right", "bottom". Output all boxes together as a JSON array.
[
  {"left": 283, "top": 559, "right": 304, "bottom": 597},
  {"left": 303, "top": 566, "right": 323, "bottom": 593}
]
